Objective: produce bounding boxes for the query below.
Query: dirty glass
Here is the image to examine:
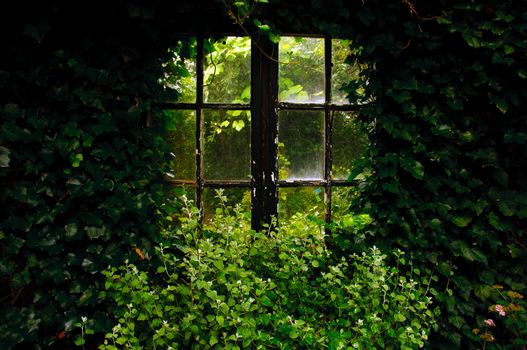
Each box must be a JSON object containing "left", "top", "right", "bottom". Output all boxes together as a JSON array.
[
  {"left": 165, "top": 110, "right": 196, "bottom": 180},
  {"left": 332, "top": 187, "right": 355, "bottom": 220},
  {"left": 278, "top": 110, "right": 324, "bottom": 180},
  {"left": 331, "top": 111, "right": 368, "bottom": 180},
  {"left": 278, "top": 187, "right": 324, "bottom": 222},
  {"left": 162, "top": 37, "right": 197, "bottom": 103},
  {"left": 204, "top": 37, "right": 251, "bottom": 104},
  {"left": 332, "top": 39, "right": 365, "bottom": 105},
  {"left": 279, "top": 37, "right": 325, "bottom": 103},
  {"left": 203, "top": 109, "right": 251, "bottom": 180},
  {"left": 203, "top": 188, "right": 251, "bottom": 224}
]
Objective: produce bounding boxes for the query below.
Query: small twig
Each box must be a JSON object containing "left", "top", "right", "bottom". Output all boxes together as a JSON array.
[
  {"left": 11, "top": 285, "right": 27, "bottom": 305},
  {"left": 203, "top": 45, "right": 217, "bottom": 87},
  {"left": 400, "top": 39, "right": 412, "bottom": 50},
  {"left": 223, "top": 0, "right": 284, "bottom": 64},
  {"left": 402, "top": 0, "right": 442, "bottom": 22}
]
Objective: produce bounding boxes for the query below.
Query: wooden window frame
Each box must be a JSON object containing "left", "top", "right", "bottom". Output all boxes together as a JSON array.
[{"left": 162, "top": 32, "right": 363, "bottom": 231}]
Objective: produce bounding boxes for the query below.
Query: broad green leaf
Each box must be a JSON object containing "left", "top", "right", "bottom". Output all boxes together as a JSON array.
[
  {"left": 450, "top": 216, "right": 472, "bottom": 227},
  {"left": 261, "top": 296, "right": 272, "bottom": 307},
  {"left": 210, "top": 336, "right": 218, "bottom": 346},
  {"left": 232, "top": 120, "right": 245, "bottom": 131},
  {"left": 495, "top": 99, "right": 508, "bottom": 114},
  {"left": 0, "top": 146, "right": 10, "bottom": 167}
]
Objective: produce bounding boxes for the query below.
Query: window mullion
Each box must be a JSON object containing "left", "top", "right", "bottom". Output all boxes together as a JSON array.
[
  {"left": 324, "top": 36, "right": 333, "bottom": 226},
  {"left": 251, "top": 33, "right": 278, "bottom": 231},
  {"left": 196, "top": 33, "right": 204, "bottom": 223}
]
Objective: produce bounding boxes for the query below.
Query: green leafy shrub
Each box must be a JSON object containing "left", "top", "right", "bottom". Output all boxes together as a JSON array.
[{"left": 99, "top": 194, "right": 438, "bottom": 349}]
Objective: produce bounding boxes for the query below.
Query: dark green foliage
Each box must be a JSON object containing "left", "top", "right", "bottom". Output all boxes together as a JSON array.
[
  {"left": 268, "top": 0, "right": 527, "bottom": 348},
  {"left": 253, "top": 0, "right": 527, "bottom": 347},
  {"left": 1, "top": 0, "right": 526, "bottom": 348},
  {"left": 100, "top": 200, "right": 437, "bottom": 349},
  {"left": 0, "top": 2, "right": 184, "bottom": 348},
  {"left": 353, "top": 3, "right": 527, "bottom": 348}
]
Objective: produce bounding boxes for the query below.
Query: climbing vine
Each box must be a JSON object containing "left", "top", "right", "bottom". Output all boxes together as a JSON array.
[{"left": 0, "top": 0, "right": 526, "bottom": 349}]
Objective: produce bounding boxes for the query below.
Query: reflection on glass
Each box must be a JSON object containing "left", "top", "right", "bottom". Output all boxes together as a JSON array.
[
  {"left": 203, "top": 109, "right": 251, "bottom": 180},
  {"left": 203, "top": 188, "right": 251, "bottom": 225},
  {"left": 332, "top": 111, "right": 368, "bottom": 180},
  {"left": 279, "top": 37, "right": 325, "bottom": 103},
  {"left": 165, "top": 110, "right": 195, "bottom": 180},
  {"left": 278, "top": 110, "right": 324, "bottom": 180},
  {"left": 278, "top": 187, "right": 324, "bottom": 222},
  {"left": 163, "top": 38, "right": 197, "bottom": 103},
  {"left": 204, "top": 37, "right": 251, "bottom": 103},
  {"left": 332, "top": 39, "right": 364, "bottom": 104}
]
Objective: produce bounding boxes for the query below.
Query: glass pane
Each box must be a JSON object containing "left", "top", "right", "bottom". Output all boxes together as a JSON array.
[
  {"left": 165, "top": 110, "right": 195, "bottom": 180},
  {"left": 203, "top": 109, "right": 251, "bottom": 180},
  {"left": 162, "top": 38, "right": 197, "bottom": 103},
  {"left": 204, "top": 37, "right": 251, "bottom": 104},
  {"left": 278, "top": 110, "right": 324, "bottom": 180},
  {"left": 332, "top": 111, "right": 368, "bottom": 180},
  {"left": 331, "top": 186, "right": 371, "bottom": 244},
  {"left": 332, "top": 187, "right": 356, "bottom": 221},
  {"left": 278, "top": 187, "right": 324, "bottom": 222},
  {"left": 279, "top": 37, "right": 325, "bottom": 103},
  {"left": 203, "top": 188, "right": 251, "bottom": 226},
  {"left": 332, "top": 39, "right": 364, "bottom": 104}
]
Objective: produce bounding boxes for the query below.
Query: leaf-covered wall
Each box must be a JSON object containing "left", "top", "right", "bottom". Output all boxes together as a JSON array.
[
  {"left": 0, "top": 2, "right": 187, "bottom": 348},
  {"left": 1, "top": 0, "right": 526, "bottom": 349},
  {"left": 248, "top": 0, "right": 527, "bottom": 347}
]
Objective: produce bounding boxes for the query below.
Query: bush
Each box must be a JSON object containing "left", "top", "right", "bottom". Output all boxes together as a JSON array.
[{"left": 97, "top": 194, "right": 439, "bottom": 349}]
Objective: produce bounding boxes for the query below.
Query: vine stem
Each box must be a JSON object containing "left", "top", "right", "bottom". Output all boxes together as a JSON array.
[{"left": 221, "top": 0, "right": 292, "bottom": 65}]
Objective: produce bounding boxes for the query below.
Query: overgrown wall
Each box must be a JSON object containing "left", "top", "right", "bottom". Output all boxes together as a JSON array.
[
  {"left": 1, "top": 0, "right": 526, "bottom": 349},
  {"left": 260, "top": 0, "right": 527, "bottom": 347},
  {"left": 0, "top": 2, "right": 180, "bottom": 348}
]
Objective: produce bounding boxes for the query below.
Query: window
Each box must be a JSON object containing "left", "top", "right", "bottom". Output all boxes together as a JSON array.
[{"left": 163, "top": 33, "right": 367, "bottom": 230}]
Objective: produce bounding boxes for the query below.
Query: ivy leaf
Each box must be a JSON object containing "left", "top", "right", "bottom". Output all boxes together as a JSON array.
[
  {"left": 23, "top": 22, "right": 51, "bottom": 43},
  {"left": 232, "top": 120, "right": 245, "bottom": 131},
  {"left": 401, "top": 159, "right": 424, "bottom": 179},
  {"left": 450, "top": 216, "right": 472, "bottom": 227},
  {"left": 85, "top": 226, "right": 106, "bottom": 239},
  {"left": 463, "top": 34, "right": 480, "bottom": 48},
  {"left": 495, "top": 99, "right": 508, "bottom": 114},
  {"left": 268, "top": 32, "right": 280, "bottom": 43},
  {"left": 409, "top": 160, "right": 424, "bottom": 179},
  {"left": 253, "top": 19, "right": 270, "bottom": 31},
  {"left": 71, "top": 153, "right": 83, "bottom": 168},
  {"left": 64, "top": 224, "right": 80, "bottom": 240},
  {"left": 0, "top": 146, "right": 10, "bottom": 167}
]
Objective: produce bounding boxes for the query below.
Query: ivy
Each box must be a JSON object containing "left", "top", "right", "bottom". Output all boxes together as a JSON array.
[
  {"left": 0, "top": 2, "right": 184, "bottom": 348},
  {"left": 1, "top": 0, "right": 526, "bottom": 349},
  {"left": 252, "top": 0, "right": 527, "bottom": 348}
]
